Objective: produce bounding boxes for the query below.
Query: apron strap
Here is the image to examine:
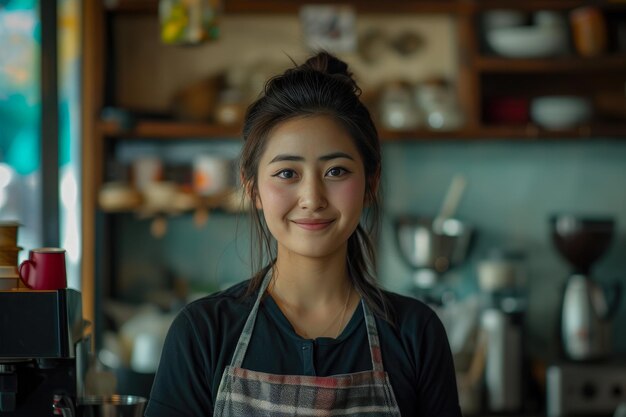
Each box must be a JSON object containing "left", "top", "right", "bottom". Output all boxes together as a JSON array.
[
  {"left": 361, "top": 298, "right": 385, "bottom": 373},
  {"left": 229, "top": 270, "right": 273, "bottom": 368}
]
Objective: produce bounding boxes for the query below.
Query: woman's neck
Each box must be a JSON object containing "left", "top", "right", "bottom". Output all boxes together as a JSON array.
[
  {"left": 270, "top": 243, "right": 351, "bottom": 310},
  {"left": 268, "top": 243, "right": 359, "bottom": 339}
]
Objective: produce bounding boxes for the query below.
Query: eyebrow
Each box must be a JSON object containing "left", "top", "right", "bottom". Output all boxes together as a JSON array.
[{"left": 269, "top": 152, "right": 355, "bottom": 164}]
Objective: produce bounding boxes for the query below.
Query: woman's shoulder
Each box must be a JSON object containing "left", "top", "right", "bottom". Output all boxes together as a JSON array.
[
  {"left": 377, "top": 289, "right": 450, "bottom": 342},
  {"left": 380, "top": 289, "right": 437, "bottom": 324},
  {"left": 377, "top": 290, "right": 452, "bottom": 364},
  {"left": 180, "top": 279, "right": 255, "bottom": 324}
]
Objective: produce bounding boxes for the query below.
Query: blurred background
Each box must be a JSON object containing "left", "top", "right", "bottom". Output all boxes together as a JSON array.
[{"left": 1, "top": 0, "right": 626, "bottom": 415}]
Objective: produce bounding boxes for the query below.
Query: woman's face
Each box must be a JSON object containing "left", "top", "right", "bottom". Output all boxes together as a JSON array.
[{"left": 255, "top": 115, "right": 367, "bottom": 260}]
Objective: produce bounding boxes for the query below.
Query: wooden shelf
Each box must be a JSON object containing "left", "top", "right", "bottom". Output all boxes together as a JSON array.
[
  {"left": 104, "top": 0, "right": 157, "bottom": 13},
  {"left": 105, "top": 0, "right": 461, "bottom": 14},
  {"left": 98, "top": 185, "right": 242, "bottom": 214},
  {"left": 380, "top": 128, "right": 473, "bottom": 141},
  {"left": 99, "top": 118, "right": 463, "bottom": 141},
  {"left": 470, "top": 0, "right": 582, "bottom": 12},
  {"left": 225, "top": 0, "right": 461, "bottom": 14},
  {"left": 97, "top": 118, "right": 511, "bottom": 141},
  {"left": 106, "top": 0, "right": 626, "bottom": 14},
  {"left": 470, "top": 0, "right": 626, "bottom": 12},
  {"left": 381, "top": 125, "right": 626, "bottom": 140},
  {"left": 474, "top": 55, "right": 626, "bottom": 73},
  {"left": 99, "top": 119, "right": 243, "bottom": 139},
  {"left": 470, "top": 124, "right": 626, "bottom": 139},
  {"left": 98, "top": 118, "right": 626, "bottom": 141}
]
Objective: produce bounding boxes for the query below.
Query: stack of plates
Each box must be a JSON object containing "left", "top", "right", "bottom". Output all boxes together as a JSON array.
[
  {"left": 0, "top": 266, "right": 19, "bottom": 290},
  {"left": 0, "top": 221, "right": 22, "bottom": 290}
]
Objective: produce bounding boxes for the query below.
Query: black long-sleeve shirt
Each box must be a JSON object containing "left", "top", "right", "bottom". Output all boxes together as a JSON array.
[{"left": 146, "top": 279, "right": 462, "bottom": 417}]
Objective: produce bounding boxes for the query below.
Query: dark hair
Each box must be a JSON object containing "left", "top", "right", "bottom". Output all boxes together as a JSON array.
[{"left": 240, "top": 51, "right": 392, "bottom": 322}]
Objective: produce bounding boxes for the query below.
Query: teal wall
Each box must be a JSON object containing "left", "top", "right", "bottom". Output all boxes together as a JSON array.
[
  {"left": 114, "top": 139, "right": 626, "bottom": 360},
  {"left": 378, "top": 139, "right": 626, "bottom": 359}
]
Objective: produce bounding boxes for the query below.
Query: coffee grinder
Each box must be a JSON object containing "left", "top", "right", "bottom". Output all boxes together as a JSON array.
[
  {"left": 547, "top": 216, "right": 626, "bottom": 417},
  {"left": 394, "top": 176, "right": 473, "bottom": 293},
  {"left": 550, "top": 214, "right": 621, "bottom": 361},
  {"left": 0, "top": 288, "right": 90, "bottom": 416}
]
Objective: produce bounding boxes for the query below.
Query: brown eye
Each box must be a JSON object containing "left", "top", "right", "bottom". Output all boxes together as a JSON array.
[
  {"left": 327, "top": 167, "right": 348, "bottom": 177},
  {"left": 275, "top": 169, "right": 296, "bottom": 179}
]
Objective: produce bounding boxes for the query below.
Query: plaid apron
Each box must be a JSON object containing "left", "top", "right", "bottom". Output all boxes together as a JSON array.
[{"left": 213, "top": 273, "right": 402, "bottom": 416}]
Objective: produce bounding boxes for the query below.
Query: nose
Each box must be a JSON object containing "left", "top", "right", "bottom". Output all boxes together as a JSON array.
[{"left": 298, "top": 176, "right": 327, "bottom": 211}]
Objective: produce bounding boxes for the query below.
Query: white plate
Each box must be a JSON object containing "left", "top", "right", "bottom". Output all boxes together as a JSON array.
[
  {"left": 0, "top": 266, "right": 18, "bottom": 278},
  {"left": 486, "top": 26, "right": 568, "bottom": 58}
]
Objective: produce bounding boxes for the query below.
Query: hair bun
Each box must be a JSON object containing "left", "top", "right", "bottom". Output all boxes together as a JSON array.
[{"left": 303, "top": 51, "right": 351, "bottom": 78}]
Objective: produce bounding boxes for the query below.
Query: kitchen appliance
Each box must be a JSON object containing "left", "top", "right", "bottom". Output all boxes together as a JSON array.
[
  {"left": 395, "top": 216, "right": 473, "bottom": 288},
  {"left": 550, "top": 214, "right": 621, "bottom": 361},
  {"left": 481, "top": 307, "right": 524, "bottom": 413},
  {"left": 547, "top": 363, "right": 626, "bottom": 417},
  {"left": 0, "top": 289, "right": 90, "bottom": 416},
  {"left": 395, "top": 175, "right": 473, "bottom": 289},
  {"left": 477, "top": 248, "right": 528, "bottom": 413},
  {"left": 477, "top": 248, "right": 527, "bottom": 293}
]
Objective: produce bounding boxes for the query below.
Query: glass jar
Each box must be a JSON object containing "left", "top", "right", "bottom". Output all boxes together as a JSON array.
[
  {"left": 414, "top": 79, "right": 464, "bottom": 131},
  {"left": 379, "top": 82, "right": 422, "bottom": 131}
]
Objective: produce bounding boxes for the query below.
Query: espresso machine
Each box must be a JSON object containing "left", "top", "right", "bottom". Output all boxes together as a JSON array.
[{"left": 0, "top": 288, "right": 90, "bottom": 416}]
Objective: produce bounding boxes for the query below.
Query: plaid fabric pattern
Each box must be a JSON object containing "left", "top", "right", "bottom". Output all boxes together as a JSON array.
[{"left": 213, "top": 272, "right": 401, "bottom": 416}]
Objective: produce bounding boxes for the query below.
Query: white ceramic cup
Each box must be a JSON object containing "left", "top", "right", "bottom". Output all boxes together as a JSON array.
[
  {"left": 132, "top": 157, "right": 162, "bottom": 191},
  {"left": 192, "top": 155, "right": 231, "bottom": 196}
]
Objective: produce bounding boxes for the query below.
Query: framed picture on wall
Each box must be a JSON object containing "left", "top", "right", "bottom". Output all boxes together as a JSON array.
[{"left": 299, "top": 5, "right": 356, "bottom": 53}]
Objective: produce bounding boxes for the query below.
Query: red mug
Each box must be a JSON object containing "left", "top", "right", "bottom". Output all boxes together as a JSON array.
[{"left": 19, "top": 248, "right": 67, "bottom": 290}]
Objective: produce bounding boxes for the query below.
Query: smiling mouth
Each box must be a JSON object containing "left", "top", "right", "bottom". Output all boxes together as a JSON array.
[{"left": 292, "top": 219, "right": 334, "bottom": 231}]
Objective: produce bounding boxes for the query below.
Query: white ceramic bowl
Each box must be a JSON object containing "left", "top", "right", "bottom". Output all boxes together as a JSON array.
[
  {"left": 486, "top": 25, "right": 568, "bottom": 58},
  {"left": 482, "top": 10, "right": 527, "bottom": 30},
  {"left": 534, "top": 11, "right": 567, "bottom": 28},
  {"left": 530, "top": 96, "right": 592, "bottom": 130}
]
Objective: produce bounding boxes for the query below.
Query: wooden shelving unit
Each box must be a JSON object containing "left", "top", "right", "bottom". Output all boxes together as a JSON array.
[
  {"left": 97, "top": 0, "right": 626, "bottom": 139},
  {"left": 455, "top": 1, "right": 626, "bottom": 134},
  {"left": 81, "top": 0, "right": 626, "bottom": 341}
]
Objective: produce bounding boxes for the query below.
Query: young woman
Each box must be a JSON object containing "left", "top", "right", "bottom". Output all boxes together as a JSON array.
[{"left": 146, "top": 52, "right": 461, "bottom": 417}]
